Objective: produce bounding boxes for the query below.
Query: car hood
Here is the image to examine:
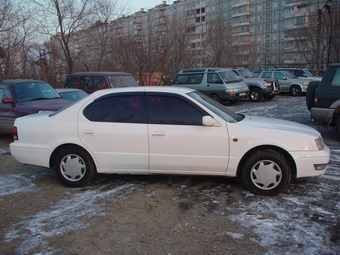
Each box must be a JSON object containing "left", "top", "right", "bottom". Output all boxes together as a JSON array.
[
  {"left": 238, "top": 115, "right": 319, "bottom": 137},
  {"left": 17, "top": 98, "right": 72, "bottom": 112}
]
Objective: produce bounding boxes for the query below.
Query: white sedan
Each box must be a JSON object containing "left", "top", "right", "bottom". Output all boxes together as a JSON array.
[{"left": 10, "top": 87, "right": 330, "bottom": 196}]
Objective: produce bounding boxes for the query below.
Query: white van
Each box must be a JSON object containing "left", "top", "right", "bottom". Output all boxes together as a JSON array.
[{"left": 172, "top": 68, "right": 249, "bottom": 103}]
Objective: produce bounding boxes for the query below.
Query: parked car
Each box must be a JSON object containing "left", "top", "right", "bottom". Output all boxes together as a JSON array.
[
  {"left": 172, "top": 68, "right": 249, "bottom": 103},
  {"left": 231, "top": 67, "right": 280, "bottom": 102},
  {"left": 0, "top": 80, "right": 72, "bottom": 133},
  {"left": 274, "top": 68, "right": 322, "bottom": 81},
  {"left": 63, "top": 72, "right": 139, "bottom": 94},
  {"left": 306, "top": 63, "right": 340, "bottom": 137},
  {"left": 56, "top": 88, "right": 88, "bottom": 101},
  {"left": 257, "top": 71, "right": 311, "bottom": 96},
  {"left": 10, "top": 86, "right": 330, "bottom": 196}
]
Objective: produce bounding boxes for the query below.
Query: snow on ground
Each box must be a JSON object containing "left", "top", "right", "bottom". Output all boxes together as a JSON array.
[{"left": 1, "top": 95, "right": 339, "bottom": 254}]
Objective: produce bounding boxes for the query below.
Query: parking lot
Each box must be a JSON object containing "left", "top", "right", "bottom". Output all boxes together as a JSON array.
[{"left": 0, "top": 94, "right": 339, "bottom": 255}]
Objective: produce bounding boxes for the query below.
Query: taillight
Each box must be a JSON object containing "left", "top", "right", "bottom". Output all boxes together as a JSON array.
[
  {"left": 314, "top": 95, "right": 318, "bottom": 107},
  {"left": 12, "top": 126, "right": 18, "bottom": 140}
]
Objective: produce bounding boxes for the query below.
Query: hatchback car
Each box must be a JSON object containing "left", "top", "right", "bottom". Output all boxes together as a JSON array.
[
  {"left": 10, "top": 87, "right": 330, "bottom": 196},
  {"left": 0, "top": 80, "right": 72, "bottom": 132},
  {"left": 56, "top": 88, "right": 88, "bottom": 101}
]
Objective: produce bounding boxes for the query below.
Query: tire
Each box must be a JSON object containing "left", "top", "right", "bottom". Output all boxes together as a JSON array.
[
  {"left": 249, "top": 88, "right": 263, "bottom": 102},
  {"left": 54, "top": 146, "right": 96, "bottom": 187},
  {"left": 289, "top": 85, "right": 302, "bottom": 96},
  {"left": 336, "top": 118, "right": 340, "bottom": 138},
  {"left": 210, "top": 94, "right": 220, "bottom": 102},
  {"left": 264, "top": 94, "right": 275, "bottom": 100},
  {"left": 306, "top": 81, "right": 320, "bottom": 111},
  {"left": 241, "top": 150, "right": 291, "bottom": 196}
]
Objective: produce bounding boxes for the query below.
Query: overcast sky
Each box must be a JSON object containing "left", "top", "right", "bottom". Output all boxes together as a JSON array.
[{"left": 126, "top": 0, "right": 173, "bottom": 14}]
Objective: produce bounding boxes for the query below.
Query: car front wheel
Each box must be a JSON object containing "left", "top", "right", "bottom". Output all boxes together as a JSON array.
[
  {"left": 54, "top": 146, "right": 96, "bottom": 187},
  {"left": 249, "top": 88, "right": 263, "bottom": 102},
  {"left": 241, "top": 150, "right": 291, "bottom": 196}
]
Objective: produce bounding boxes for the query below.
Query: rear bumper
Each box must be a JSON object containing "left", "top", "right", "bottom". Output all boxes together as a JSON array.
[{"left": 311, "top": 107, "right": 334, "bottom": 124}]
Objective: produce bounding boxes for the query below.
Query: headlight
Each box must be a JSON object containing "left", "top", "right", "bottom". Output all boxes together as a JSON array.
[
  {"left": 315, "top": 136, "right": 324, "bottom": 150},
  {"left": 262, "top": 82, "right": 272, "bottom": 88}
]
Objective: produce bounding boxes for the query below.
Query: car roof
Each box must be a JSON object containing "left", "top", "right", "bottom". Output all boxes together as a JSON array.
[
  {"left": 67, "top": 72, "right": 132, "bottom": 76},
  {"left": 87, "top": 86, "right": 195, "bottom": 98},
  {"left": 180, "top": 67, "right": 233, "bottom": 73},
  {"left": 0, "top": 79, "right": 46, "bottom": 84},
  {"left": 55, "top": 88, "right": 86, "bottom": 92}
]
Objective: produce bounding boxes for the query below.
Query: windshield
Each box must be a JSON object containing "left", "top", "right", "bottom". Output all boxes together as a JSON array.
[
  {"left": 188, "top": 91, "right": 244, "bottom": 123},
  {"left": 305, "top": 70, "right": 315, "bottom": 77},
  {"left": 14, "top": 82, "right": 61, "bottom": 103},
  {"left": 238, "top": 69, "right": 254, "bottom": 78},
  {"left": 218, "top": 71, "right": 243, "bottom": 84}
]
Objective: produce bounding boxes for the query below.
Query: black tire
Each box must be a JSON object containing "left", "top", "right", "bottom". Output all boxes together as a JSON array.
[
  {"left": 289, "top": 85, "right": 302, "bottom": 96},
  {"left": 241, "top": 150, "right": 291, "bottom": 196},
  {"left": 336, "top": 118, "right": 340, "bottom": 138},
  {"left": 210, "top": 94, "right": 220, "bottom": 102},
  {"left": 249, "top": 88, "right": 263, "bottom": 102},
  {"left": 54, "top": 146, "right": 96, "bottom": 187},
  {"left": 306, "top": 81, "right": 320, "bottom": 111},
  {"left": 264, "top": 94, "right": 275, "bottom": 100}
]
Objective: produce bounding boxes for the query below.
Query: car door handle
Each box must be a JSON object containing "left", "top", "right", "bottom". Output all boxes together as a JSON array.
[
  {"left": 83, "top": 130, "right": 94, "bottom": 135},
  {"left": 152, "top": 132, "right": 165, "bottom": 137}
]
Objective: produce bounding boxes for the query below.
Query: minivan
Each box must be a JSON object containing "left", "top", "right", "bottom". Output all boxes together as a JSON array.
[
  {"left": 63, "top": 72, "right": 139, "bottom": 93},
  {"left": 172, "top": 68, "right": 249, "bottom": 103}
]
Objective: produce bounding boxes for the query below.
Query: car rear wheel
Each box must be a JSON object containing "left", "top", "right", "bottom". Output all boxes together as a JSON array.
[
  {"left": 290, "top": 85, "right": 302, "bottom": 96},
  {"left": 241, "top": 150, "right": 291, "bottom": 196},
  {"left": 210, "top": 94, "right": 220, "bottom": 102},
  {"left": 249, "top": 88, "right": 263, "bottom": 102},
  {"left": 306, "top": 81, "right": 320, "bottom": 111},
  {"left": 54, "top": 146, "right": 96, "bottom": 187},
  {"left": 336, "top": 118, "right": 340, "bottom": 138}
]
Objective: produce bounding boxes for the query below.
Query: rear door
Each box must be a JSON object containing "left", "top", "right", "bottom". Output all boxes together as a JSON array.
[{"left": 78, "top": 93, "right": 149, "bottom": 172}]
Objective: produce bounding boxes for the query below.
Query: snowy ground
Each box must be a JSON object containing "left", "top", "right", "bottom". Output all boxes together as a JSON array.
[{"left": 0, "top": 95, "right": 339, "bottom": 254}]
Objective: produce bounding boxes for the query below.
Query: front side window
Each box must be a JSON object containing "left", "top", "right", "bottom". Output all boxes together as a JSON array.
[
  {"left": 274, "top": 72, "right": 285, "bottom": 80},
  {"left": 83, "top": 95, "right": 144, "bottom": 123},
  {"left": 107, "top": 75, "right": 139, "bottom": 87},
  {"left": 207, "top": 73, "right": 223, "bottom": 83},
  {"left": 148, "top": 95, "right": 204, "bottom": 125}
]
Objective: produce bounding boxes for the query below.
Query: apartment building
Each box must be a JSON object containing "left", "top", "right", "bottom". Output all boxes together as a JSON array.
[{"left": 105, "top": 0, "right": 338, "bottom": 71}]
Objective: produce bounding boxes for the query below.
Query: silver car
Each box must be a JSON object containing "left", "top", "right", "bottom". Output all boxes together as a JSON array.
[{"left": 257, "top": 71, "right": 311, "bottom": 96}]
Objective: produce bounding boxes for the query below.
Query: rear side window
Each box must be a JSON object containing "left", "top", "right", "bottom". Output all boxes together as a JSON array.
[
  {"left": 83, "top": 95, "right": 144, "bottom": 123},
  {"left": 331, "top": 68, "right": 340, "bottom": 87},
  {"left": 261, "top": 72, "right": 272, "bottom": 79},
  {"left": 173, "top": 74, "right": 203, "bottom": 84},
  {"left": 64, "top": 76, "right": 78, "bottom": 88}
]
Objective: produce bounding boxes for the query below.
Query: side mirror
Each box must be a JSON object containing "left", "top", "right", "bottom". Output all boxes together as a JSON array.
[
  {"left": 2, "top": 98, "right": 14, "bottom": 104},
  {"left": 202, "top": 116, "right": 221, "bottom": 127}
]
